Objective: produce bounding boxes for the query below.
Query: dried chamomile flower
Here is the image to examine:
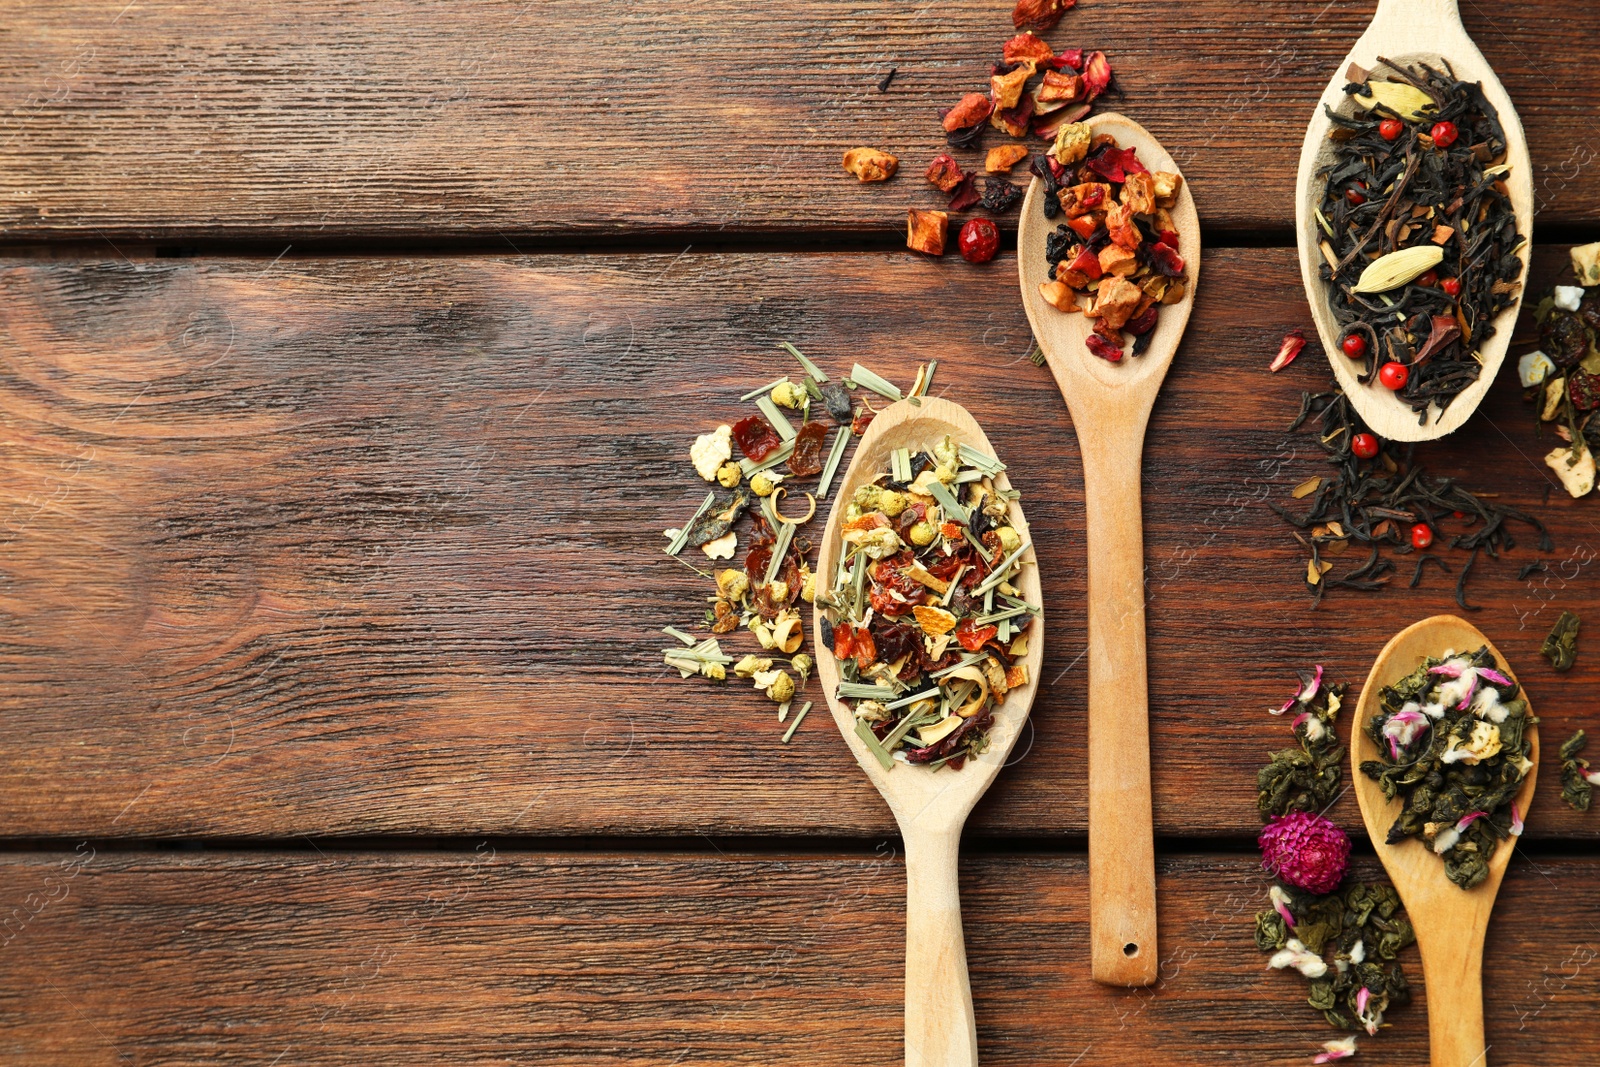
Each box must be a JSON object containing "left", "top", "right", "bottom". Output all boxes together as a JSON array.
[
  {"left": 770, "top": 381, "right": 806, "bottom": 409},
  {"left": 715, "top": 462, "right": 742, "bottom": 488},
  {"left": 733, "top": 654, "right": 772, "bottom": 679},
  {"left": 750, "top": 472, "right": 778, "bottom": 497},
  {"left": 716, "top": 568, "right": 750, "bottom": 602}
]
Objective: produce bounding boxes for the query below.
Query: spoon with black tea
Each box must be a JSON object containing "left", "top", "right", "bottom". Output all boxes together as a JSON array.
[{"left": 813, "top": 397, "right": 1044, "bottom": 1066}]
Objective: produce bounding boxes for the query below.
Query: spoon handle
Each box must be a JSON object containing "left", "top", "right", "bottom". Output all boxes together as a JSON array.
[
  {"left": 1366, "top": 0, "right": 1462, "bottom": 39},
  {"left": 1080, "top": 427, "right": 1159, "bottom": 986},
  {"left": 1417, "top": 920, "right": 1488, "bottom": 1067},
  {"left": 903, "top": 825, "right": 977, "bottom": 1067}
]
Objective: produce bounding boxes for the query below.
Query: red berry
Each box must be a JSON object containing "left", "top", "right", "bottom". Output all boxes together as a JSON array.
[
  {"left": 1378, "top": 118, "right": 1404, "bottom": 141},
  {"left": 1411, "top": 523, "right": 1434, "bottom": 550},
  {"left": 1351, "top": 432, "right": 1380, "bottom": 459},
  {"left": 1430, "top": 121, "right": 1459, "bottom": 148},
  {"left": 1341, "top": 333, "right": 1367, "bottom": 358},
  {"left": 1441, "top": 277, "right": 1462, "bottom": 297},
  {"left": 1346, "top": 188, "right": 1366, "bottom": 206},
  {"left": 1378, "top": 361, "right": 1410, "bottom": 390},
  {"left": 1417, "top": 270, "right": 1439, "bottom": 289},
  {"left": 957, "top": 218, "right": 1000, "bottom": 264}
]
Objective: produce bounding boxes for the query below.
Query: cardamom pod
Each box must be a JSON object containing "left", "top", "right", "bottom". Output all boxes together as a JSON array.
[
  {"left": 1353, "top": 245, "right": 1445, "bottom": 294},
  {"left": 1353, "top": 81, "right": 1436, "bottom": 121}
]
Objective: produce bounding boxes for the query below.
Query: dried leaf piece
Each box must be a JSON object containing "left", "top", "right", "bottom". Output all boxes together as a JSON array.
[
  {"left": 925, "top": 153, "right": 964, "bottom": 193},
  {"left": 985, "top": 144, "right": 1030, "bottom": 173},
  {"left": 906, "top": 209, "right": 949, "bottom": 256},
  {"left": 1012, "top": 0, "right": 1072, "bottom": 30},
  {"left": 842, "top": 147, "right": 899, "bottom": 183},
  {"left": 1541, "top": 610, "right": 1580, "bottom": 671}
]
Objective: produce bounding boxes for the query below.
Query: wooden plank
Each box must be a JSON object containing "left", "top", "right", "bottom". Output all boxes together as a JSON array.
[
  {"left": 0, "top": 848, "right": 1594, "bottom": 1064},
  {"left": 0, "top": 246, "right": 1595, "bottom": 840},
  {"left": 1, "top": 1, "right": 1599, "bottom": 240}
]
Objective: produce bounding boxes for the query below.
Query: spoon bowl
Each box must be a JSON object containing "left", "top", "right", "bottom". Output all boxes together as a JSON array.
[
  {"left": 1294, "top": 0, "right": 1533, "bottom": 441},
  {"left": 1017, "top": 110, "right": 1198, "bottom": 986},
  {"left": 812, "top": 396, "right": 1042, "bottom": 1067},
  {"left": 1352, "top": 614, "right": 1538, "bottom": 1066}
]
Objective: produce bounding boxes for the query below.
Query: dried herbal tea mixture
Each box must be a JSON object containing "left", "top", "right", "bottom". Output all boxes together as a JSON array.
[
  {"left": 1559, "top": 730, "right": 1600, "bottom": 813},
  {"left": 1258, "top": 666, "right": 1347, "bottom": 821},
  {"left": 1313, "top": 59, "right": 1525, "bottom": 423},
  {"left": 1274, "top": 384, "right": 1552, "bottom": 605},
  {"left": 1033, "top": 126, "right": 1188, "bottom": 361},
  {"left": 1517, "top": 242, "right": 1600, "bottom": 498},
  {"left": 662, "top": 348, "right": 938, "bottom": 744},
  {"left": 1253, "top": 665, "right": 1416, "bottom": 1061},
  {"left": 816, "top": 438, "right": 1035, "bottom": 771},
  {"left": 1359, "top": 646, "right": 1532, "bottom": 889},
  {"left": 901, "top": 16, "right": 1117, "bottom": 257},
  {"left": 1541, "top": 609, "right": 1580, "bottom": 672}
]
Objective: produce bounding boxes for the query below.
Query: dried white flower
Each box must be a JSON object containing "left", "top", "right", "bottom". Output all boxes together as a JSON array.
[{"left": 691, "top": 425, "right": 733, "bottom": 482}]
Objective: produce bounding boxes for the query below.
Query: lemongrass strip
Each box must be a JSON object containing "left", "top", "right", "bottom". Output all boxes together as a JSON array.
[
  {"left": 665, "top": 491, "right": 716, "bottom": 555},
  {"left": 817, "top": 427, "right": 850, "bottom": 499},
  {"left": 756, "top": 396, "right": 796, "bottom": 440},
  {"left": 740, "top": 377, "right": 789, "bottom": 402},
  {"left": 850, "top": 363, "right": 903, "bottom": 401},
  {"left": 783, "top": 342, "right": 828, "bottom": 382},
  {"left": 782, "top": 701, "right": 812, "bottom": 743}
]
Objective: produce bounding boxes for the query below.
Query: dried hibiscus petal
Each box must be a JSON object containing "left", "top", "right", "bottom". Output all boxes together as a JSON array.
[
  {"left": 925, "top": 152, "right": 965, "bottom": 193},
  {"left": 1270, "top": 329, "right": 1306, "bottom": 373},
  {"left": 1146, "top": 241, "right": 1185, "bottom": 278},
  {"left": 1569, "top": 371, "right": 1600, "bottom": 412},
  {"left": 788, "top": 420, "right": 829, "bottom": 476},
  {"left": 1082, "top": 50, "right": 1112, "bottom": 99},
  {"left": 731, "top": 415, "right": 782, "bottom": 461},
  {"left": 948, "top": 173, "right": 981, "bottom": 212},
  {"left": 1054, "top": 47, "right": 1085, "bottom": 71},
  {"left": 980, "top": 178, "right": 1023, "bottom": 213},
  {"left": 1085, "top": 145, "right": 1147, "bottom": 182},
  {"left": 1012, "top": 0, "right": 1073, "bottom": 31},
  {"left": 1126, "top": 305, "right": 1160, "bottom": 336},
  {"left": 1086, "top": 333, "right": 1124, "bottom": 362}
]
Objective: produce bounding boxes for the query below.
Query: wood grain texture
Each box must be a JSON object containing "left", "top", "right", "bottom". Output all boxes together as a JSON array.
[
  {"left": 0, "top": 848, "right": 1596, "bottom": 1065},
  {"left": 0, "top": 246, "right": 1596, "bottom": 840},
  {"left": 2, "top": 0, "right": 1600, "bottom": 241}
]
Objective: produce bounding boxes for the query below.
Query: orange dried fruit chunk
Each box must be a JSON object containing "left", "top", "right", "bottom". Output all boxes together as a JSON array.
[
  {"left": 906, "top": 209, "right": 949, "bottom": 256},
  {"left": 842, "top": 147, "right": 899, "bottom": 183}
]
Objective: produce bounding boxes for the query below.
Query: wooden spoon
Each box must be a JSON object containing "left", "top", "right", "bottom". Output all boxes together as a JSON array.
[
  {"left": 1017, "top": 111, "right": 1199, "bottom": 986},
  {"left": 813, "top": 396, "right": 1044, "bottom": 1067},
  {"left": 1352, "top": 614, "right": 1539, "bottom": 1067},
  {"left": 1294, "top": 0, "right": 1533, "bottom": 442}
]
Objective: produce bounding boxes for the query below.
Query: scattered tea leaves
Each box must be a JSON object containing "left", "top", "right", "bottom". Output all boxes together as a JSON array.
[
  {"left": 1560, "top": 730, "right": 1596, "bottom": 812},
  {"left": 1541, "top": 609, "right": 1580, "bottom": 672}
]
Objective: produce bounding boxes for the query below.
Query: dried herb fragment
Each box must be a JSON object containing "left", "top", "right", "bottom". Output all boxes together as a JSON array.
[
  {"left": 1560, "top": 730, "right": 1595, "bottom": 812},
  {"left": 1256, "top": 881, "right": 1415, "bottom": 1035},
  {"left": 1541, "top": 609, "right": 1580, "bottom": 671},
  {"left": 1358, "top": 645, "right": 1533, "bottom": 890}
]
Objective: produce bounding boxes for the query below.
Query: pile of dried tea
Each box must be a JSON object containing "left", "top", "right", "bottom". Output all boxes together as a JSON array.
[
  {"left": 1359, "top": 646, "right": 1532, "bottom": 889},
  {"left": 905, "top": 18, "right": 1118, "bottom": 259},
  {"left": 1033, "top": 126, "right": 1188, "bottom": 361},
  {"left": 816, "top": 437, "right": 1036, "bottom": 771},
  {"left": 1312, "top": 59, "right": 1525, "bottom": 424},
  {"left": 1274, "top": 383, "right": 1552, "bottom": 605},
  {"left": 1559, "top": 730, "right": 1600, "bottom": 812},
  {"left": 1253, "top": 665, "right": 1416, "bottom": 1061},
  {"left": 662, "top": 347, "right": 936, "bottom": 744},
  {"left": 1517, "top": 242, "right": 1600, "bottom": 498}
]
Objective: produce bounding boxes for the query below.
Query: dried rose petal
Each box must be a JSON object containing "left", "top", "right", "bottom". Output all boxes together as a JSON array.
[
  {"left": 1270, "top": 329, "right": 1307, "bottom": 372},
  {"left": 1085, "top": 144, "right": 1147, "bottom": 182},
  {"left": 925, "top": 153, "right": 965, "bottom": 192},
  {"left": 1012, "top": 0, "right": 1073, "bottom": 31},
  {"left": 1146, "top": 241, "right": 1185, "bottom": 278}
]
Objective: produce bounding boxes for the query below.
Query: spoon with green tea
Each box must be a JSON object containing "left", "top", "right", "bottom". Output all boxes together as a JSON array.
[
  {"left": 1353, "top": 614, "right": 1538, "bottom": 1066},
  {"left": 813, "top": 397, "right": 1044, "bottom": 1066},
  {"left": 1017, "top": 111, "right": 1199, "bottom": 986}
]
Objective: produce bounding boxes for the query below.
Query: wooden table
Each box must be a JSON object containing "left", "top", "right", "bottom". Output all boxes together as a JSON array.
[{"left": 3, "top": 2, "right": 1599, "bottom": 1062}]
